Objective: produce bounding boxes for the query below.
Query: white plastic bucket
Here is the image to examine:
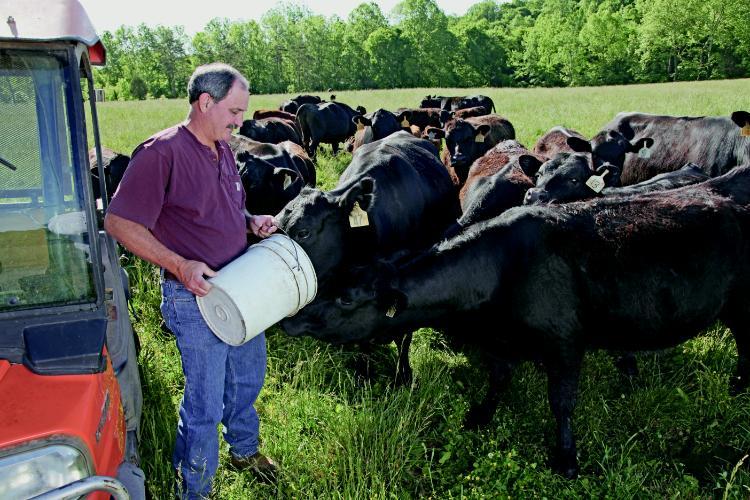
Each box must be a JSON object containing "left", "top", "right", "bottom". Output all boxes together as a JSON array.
[{"left": 196, "top": 233, "right": 317, "bottom": 345}]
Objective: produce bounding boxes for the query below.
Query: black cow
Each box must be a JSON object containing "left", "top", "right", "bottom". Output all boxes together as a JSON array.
[
  {"left": 283, "top": 164, "right": 750, "bottom": 478},
  {"left": 419, "top": 95, "right": 446, "bottom": 108},
  {"left": 525, "top": 153, "right": 709, "bottom": 205},
  {"left": 88, "top": 147, "right": 130, "bottom": 200},
  {"left": 239, "top": 117, "right": 301, "bottom": 145},
  {"left": 445, "top": 95, "right": 495, "bottom": 113},
  {"left": 296, "top": 101, "right": 367, "bottom": 159},
  {"left": 279, "top": 94, "right": 322, "bottom": 114},
  {"left": 278, "top": 131, "right": 459, "bottom": 384},
  {"left": 228, "top": 135, "right": 315, "bottom": 215},
  {"left": 425, "top": 115, "right": 516, "bottom": 186},
  {"left": 419, "top": 94, "right": 495, "bottom": 114},
  {"left": 395, "top": 108, "right": 443, "bottom": 131},
  {"left": 346, "top": 109, "right": 404, "bottom": 153},
  {"left": 596, "top": 110, "right": 750, "bottom": 184}
]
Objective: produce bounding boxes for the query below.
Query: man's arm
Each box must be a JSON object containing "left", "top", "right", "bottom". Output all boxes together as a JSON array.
[{"left": 104, "top": 212, "right": 216, "bottom": 296}]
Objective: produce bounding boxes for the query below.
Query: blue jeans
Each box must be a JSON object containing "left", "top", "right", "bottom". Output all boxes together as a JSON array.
[{"left": 160, "top": 279, "right": 267, "bottom": 499}]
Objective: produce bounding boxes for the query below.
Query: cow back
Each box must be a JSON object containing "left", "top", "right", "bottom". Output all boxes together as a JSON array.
[{"left": 602, "top": 112, "right": 750, "bottom": 184}]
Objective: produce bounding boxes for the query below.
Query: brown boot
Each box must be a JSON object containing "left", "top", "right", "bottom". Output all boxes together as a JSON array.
[{"left": 230, "top": 452, "right": 278, "bottom": 484}]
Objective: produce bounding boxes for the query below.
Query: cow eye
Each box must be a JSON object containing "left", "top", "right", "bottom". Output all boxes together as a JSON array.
[
  {"left": 296, "top": 229, "right": 310, "bottom": 240},
  {"left": 336, "top": 296, "right": 353, "bottom": 307}
]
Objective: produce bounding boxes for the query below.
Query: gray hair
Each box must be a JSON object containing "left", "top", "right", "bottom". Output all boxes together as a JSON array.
[{"left": 187, "top": 63, "right": 248, "bottom": 104}]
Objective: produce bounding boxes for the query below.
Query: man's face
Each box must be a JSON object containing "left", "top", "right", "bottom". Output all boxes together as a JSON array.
[{"left": 206, "top": 80, "right": 249, "bottom": 142}]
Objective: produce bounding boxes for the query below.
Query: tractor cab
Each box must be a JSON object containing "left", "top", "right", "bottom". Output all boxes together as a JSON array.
[{"left": 0, "top": 1, "right": 144, "bottom": 498}]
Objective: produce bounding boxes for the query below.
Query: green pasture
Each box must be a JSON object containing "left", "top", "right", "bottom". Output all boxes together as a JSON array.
[{"left": 102, "top": 79, "right": 750, "bottom": 498}]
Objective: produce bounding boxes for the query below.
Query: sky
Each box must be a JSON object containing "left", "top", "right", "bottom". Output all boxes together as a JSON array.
[{"left": 78, "top": 0, "right": 477, "bottom": 36}]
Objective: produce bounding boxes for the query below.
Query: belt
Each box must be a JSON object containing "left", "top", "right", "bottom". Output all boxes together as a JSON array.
[{"left": 162, "top": 269, "right": 179, "bottom": 281}]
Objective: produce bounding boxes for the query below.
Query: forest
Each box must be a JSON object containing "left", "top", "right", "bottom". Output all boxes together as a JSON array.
[{"left": 92, "top": 0, "right": 750, "bottom": 100}]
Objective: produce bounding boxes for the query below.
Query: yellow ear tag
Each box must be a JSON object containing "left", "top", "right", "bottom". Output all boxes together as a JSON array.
[
  {"left": 585, "top": 169, "right": 608, "bottom": 193},
  {"left": 475, "top": 132, "right": 486, "bottom": 143},
  {"left": 356, "top": 121, "right": 365, "bottom": 131},
  {"left": 386, "top": 304, "right": 397, "bottom": 318},
  {"left": 283, "top": 174, "right": 292, "bottom": 190},
  {"left": 742, "top": 124, "right": 750, "bottom": 137},
  {"left": 348, "top": 201, "right": 370, "bottom": 228},
  {"left": 638, "top": 145, "right": 652, "bottom": 159},
  {"left": 401, "top": 118, "right": 410, "bottom": 127}
]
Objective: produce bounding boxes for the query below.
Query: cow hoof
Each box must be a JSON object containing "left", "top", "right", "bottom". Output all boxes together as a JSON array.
[
  {"left": 464, "top": 406, "right": 493, "bottom": 429},
  {"left": 551, "top": 456, "right": 579, "bottom": 479},
  {"left": 615, "top": 354, "right": 639, "bottom": 379}
]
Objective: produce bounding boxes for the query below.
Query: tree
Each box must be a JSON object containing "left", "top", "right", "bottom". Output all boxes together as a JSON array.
[{"left": 392, "top": 0, "right": 459, "bottom": 86}]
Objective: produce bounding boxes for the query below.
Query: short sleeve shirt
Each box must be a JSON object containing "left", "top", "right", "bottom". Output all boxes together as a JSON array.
[{"left": 107, "top": 124, "right": 247, "bottom": 270}]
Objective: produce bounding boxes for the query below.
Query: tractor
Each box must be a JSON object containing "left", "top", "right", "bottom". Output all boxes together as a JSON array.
[{"left": 0, "top": 1, "right": 145, "bottom": 498}]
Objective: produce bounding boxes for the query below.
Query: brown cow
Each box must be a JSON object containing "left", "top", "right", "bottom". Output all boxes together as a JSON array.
[{"left": 532, "top": 126, "right": 586, "bottom": 159}]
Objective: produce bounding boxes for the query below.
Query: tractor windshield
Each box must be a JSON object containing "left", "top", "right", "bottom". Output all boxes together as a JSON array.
[{"left": 0, "top": 49, "right": 95, "bottom": 312}]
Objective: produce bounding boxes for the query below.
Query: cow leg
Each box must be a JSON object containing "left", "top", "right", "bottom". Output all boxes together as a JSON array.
[
  {"left": 308, "top": 139, "right": 319, "bottom": 161},
  {"left": 722, "top": 308, "right": 750, "bottom": 395},
  {"left": 393, "top": 331, "right": 413, "bottom": 387},
  {"left": 331, "top": 142, "right": 340, "bottom": 156},
  {"left": 545, "top": 351, "right": 583, "bottom": 479},
  {"left": 465, "top": 357, "right": 514, "bottom": 428},
  {"left": 614, "top": 352, "right": 639, "bottom": 378},
  {"left": 351, "top": 342, "right": 376, "bottom": 381}
]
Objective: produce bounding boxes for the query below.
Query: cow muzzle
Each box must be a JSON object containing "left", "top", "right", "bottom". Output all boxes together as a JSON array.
[{"left": 524, "top": 188, "right": 548, "bottom": 205}]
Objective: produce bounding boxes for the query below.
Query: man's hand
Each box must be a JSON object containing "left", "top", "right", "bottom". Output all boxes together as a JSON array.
[
  {"left": 175, "top": 259, "right": 217, "bottom": 296},
  {"left": 248, "top": 214, "right": 278, "bottom": 238}
]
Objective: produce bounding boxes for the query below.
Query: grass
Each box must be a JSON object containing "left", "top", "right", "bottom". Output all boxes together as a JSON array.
[{"left": 100, "top": 79, "right": 750, "bottom": 498}]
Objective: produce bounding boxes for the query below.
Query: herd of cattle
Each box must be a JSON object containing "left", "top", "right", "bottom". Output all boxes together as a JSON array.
[{"left": 95, "top": 94, "right": 750, "bottom": 479}]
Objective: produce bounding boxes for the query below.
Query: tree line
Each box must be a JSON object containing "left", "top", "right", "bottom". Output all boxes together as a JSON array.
[{"left": 94, "top": 0, "right": 750, "bottom": 100}]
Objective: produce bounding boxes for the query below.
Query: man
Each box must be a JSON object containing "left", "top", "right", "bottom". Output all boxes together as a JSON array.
[{"left": 105, "top": 63, "right": 278, "bottom": 498}]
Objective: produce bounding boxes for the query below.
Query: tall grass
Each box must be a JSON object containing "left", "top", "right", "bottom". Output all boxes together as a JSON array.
[{"left": 101, "top": 79, "right": 750, "bottom": 498}]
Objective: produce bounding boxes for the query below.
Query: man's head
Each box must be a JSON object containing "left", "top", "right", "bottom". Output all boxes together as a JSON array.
[{"left": 187, "top": 63, "right": 249, "bottom": 142}]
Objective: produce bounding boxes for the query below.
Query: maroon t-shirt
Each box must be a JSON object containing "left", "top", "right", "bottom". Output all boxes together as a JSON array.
[{"left": 107, "top": 124, "right": 247, "bottom": 270}]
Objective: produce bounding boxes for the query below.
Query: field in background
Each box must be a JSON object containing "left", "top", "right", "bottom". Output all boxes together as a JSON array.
[{"left": 100, "top": 79, "right": 750, "bottom": 498}]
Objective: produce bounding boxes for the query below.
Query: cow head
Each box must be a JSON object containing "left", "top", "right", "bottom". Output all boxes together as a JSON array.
[
  {"left": 420, "top": 95, "right": 441, "bottom": 108},
  {"left": 277, "top": 177, "right": 377, "bottom": 285},
  {"left": 444, "top": 119, "right": 492, "bottom": 171},
  {"left": 575, "top": 130, "right": 654, "bottom": 171},
  {"left": 524, "top": 153, "right": 621, "bottom": 205},
  {"left": 439, "top": 109, "right": 455, "bottom": 127},
  {"left": 732, "top": 111, "right": 750, "bottom": 134},
  {"left": 237, "top": 152, "right": 301, "bottom": 215},
  {"left": 281, "top": 262, "right": 405, "bottom": 343}
]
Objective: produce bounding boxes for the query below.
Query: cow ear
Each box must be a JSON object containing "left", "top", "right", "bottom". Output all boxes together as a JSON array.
[
  {"left": 628, "top": 137, "right": 653, "bottom": 152},
  {"left": 353, "top": 115, "right": 371, "bottom": 130},
  {"left": 567, "top": 136, "right": 592, "bottom": 153},
  {"left": 474, "top": 124, "right": 491, "bottom": 143},
  {"left": 397, "top": 111, "right": 412, "bottom": 127},
  {"left": 341, "top": 176, "right": 375, "bottom": 212},
  {"left": 356, "top": 106, "right": 367, "bottom": 115},
  {"left": 425, "top": 127, "right": 445, "bottom": 141},
  {"left": 731, "top": 111, "right": 750, "bottom": 128},
  {"left": 273, "top": 167, "right": 299, "bottom": 190},
  {"left": 596, "top": 164, "right": 621, "bottom": 187},
  {"left": 236, "top": 151, "right": 252, "bottom": 163},
  {"left": 378, "top": 288, "right": 408, "bottom": 318},
  {"left": 518, "top": 155, "right": 544, "bottom": 177}
]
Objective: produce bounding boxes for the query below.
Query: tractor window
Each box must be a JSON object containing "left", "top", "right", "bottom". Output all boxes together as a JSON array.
[{"left": 0, "top": 49, "right": 95, "bottom": 312}]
